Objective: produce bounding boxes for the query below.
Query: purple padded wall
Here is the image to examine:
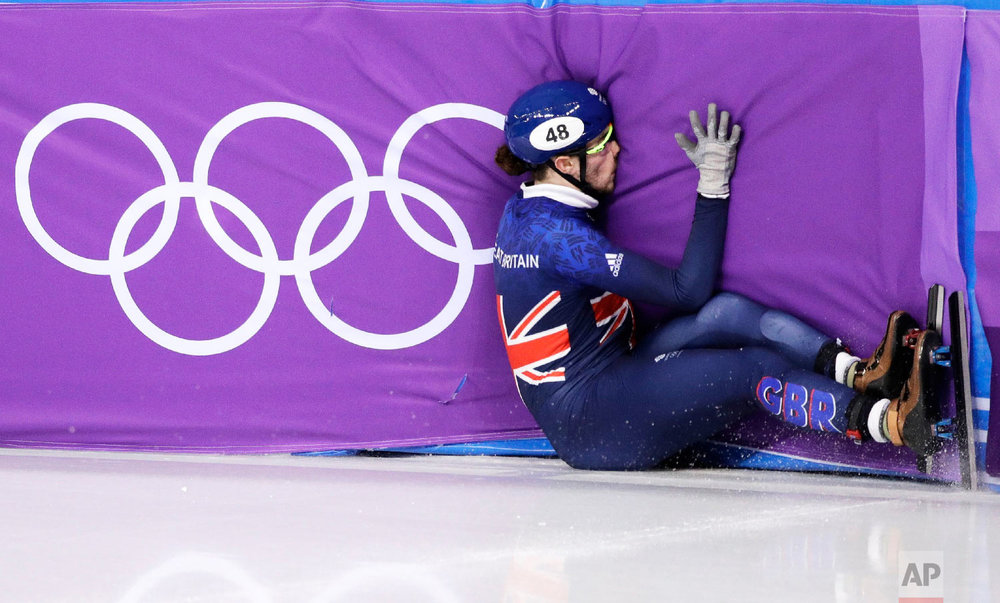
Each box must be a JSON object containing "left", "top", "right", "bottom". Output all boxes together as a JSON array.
[{"left": 0, "top": 3, "right": 967, "bottom": 479}]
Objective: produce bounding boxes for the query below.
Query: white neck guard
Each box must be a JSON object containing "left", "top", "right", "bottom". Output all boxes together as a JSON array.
[{"left": 521, "top": 182, "right": 599, "bottom": 210}]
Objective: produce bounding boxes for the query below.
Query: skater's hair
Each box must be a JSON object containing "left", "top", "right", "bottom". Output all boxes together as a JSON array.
[{"left": 495, "top": 144, "right": 552, "bottom": 179}]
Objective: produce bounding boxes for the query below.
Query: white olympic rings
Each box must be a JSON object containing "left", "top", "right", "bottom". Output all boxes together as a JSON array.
[{"left": 15, "top": 101, "right": 503, "bottom": 354}]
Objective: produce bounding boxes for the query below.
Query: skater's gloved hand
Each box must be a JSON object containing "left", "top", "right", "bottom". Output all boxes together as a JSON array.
[{"left": 675, "top": 103, "right": 742, "bottom": 199}]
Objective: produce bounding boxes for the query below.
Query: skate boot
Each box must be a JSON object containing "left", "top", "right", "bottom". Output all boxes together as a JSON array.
[
  {"left": 886, "top": 329, "right": 943, "bottom": 457},
  {"left": 847, "top": 310, "right": 919, "bottom": 399}
]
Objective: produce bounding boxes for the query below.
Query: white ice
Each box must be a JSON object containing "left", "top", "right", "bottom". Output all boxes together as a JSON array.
[{"left": 1, "top": 449, "right": 996, "bottom": 602}]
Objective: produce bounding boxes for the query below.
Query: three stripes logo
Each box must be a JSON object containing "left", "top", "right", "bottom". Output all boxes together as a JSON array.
[{"left": 605, "top": 253, "right": 623, "bottom": 277}]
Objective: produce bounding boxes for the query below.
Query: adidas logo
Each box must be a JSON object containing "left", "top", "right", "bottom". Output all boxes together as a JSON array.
[{"left": 605, "top": 253, "right": 623, "bottom": 277}]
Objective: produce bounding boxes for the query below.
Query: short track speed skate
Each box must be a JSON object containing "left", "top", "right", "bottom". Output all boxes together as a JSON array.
[
  {"left": 887, "top": 328, "right": 943, "bottom": 462},
  {"left": 889, "top": 284, "right": 977, "bottom": 488},
  {"left": 850, "top": 310, "right": 919, "bottom": 399}
]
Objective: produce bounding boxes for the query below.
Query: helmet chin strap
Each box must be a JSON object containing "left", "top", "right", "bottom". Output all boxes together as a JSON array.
[{"left": 545, "top": 151, "right": 602, "bottom": 200}]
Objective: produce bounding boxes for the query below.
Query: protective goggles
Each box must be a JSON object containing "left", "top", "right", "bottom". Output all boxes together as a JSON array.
[{"left": 585, "top": 123, "right": 615, "bottom": 155}]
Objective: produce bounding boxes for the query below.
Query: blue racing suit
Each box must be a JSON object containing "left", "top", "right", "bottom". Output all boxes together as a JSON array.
[{"left": 494, "top": 183, "right": 860, "bottom": 470}]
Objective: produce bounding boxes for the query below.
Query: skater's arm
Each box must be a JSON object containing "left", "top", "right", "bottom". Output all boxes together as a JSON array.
[
  {"left": 546, "top": 197, "right": 729, "bottom": 311},
  {"left": 546, "top": 103, "right": 739, "bottom": 312},
  {"left": 668, "top": 194, "right": 731, "bottom": 308}
]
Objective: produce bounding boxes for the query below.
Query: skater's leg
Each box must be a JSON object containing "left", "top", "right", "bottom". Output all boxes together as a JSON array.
[
  {"left": 643, "top": 293, "right": 919, "bottom": 400},
  {"left": 638, "top": 292, "right": 833, "bottom": 369},
  {"left": 547, "top": 346, "right": 866, "bottom": 471}
]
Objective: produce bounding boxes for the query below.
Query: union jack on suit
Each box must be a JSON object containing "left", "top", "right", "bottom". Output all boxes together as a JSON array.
[
  {"left": 492, "top": 183, "right": 668, "bottom": 408},
  {"left": 496, "top": 291, "right": 570, "bottom": 385}
]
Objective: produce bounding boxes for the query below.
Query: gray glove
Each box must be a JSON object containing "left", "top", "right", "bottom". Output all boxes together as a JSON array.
[{"left": 675, "top": 103, "right": 742, "bottom": 199}]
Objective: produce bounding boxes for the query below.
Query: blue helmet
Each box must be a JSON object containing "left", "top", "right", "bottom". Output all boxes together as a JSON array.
[{"left": 504, "top": 80, "right": 613, "bottom": 166}]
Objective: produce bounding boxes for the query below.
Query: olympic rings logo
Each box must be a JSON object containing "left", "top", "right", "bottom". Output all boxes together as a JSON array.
[{"left": 15, "top": 102, "right": 503, "bottom": 355}]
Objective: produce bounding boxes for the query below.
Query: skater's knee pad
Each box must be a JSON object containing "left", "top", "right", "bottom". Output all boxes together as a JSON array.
[
  {"left": 697, "top": 292, "right": 748, "bottom": 320},
  {"left": 760, "top": 309, "right": 817, "bottom": 351},
  {"left": 760, "top": 309, "right": 791, "bottom": 342},
  {"left": 697, "top": 292, "right": 763, "bottom": 329}
]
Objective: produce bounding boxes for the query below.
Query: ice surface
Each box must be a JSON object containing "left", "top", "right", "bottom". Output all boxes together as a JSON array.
[{"left": 1, "top": 449, "right": 995, "bottom": 602}]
